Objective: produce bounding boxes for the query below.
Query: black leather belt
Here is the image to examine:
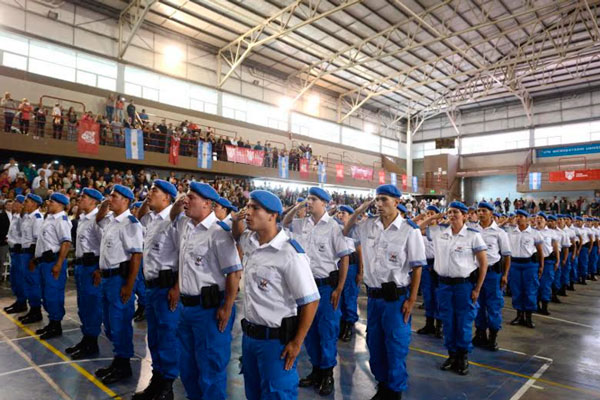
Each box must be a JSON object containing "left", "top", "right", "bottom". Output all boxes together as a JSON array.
[
  {"left": 101, "top": 261, "right": 129, "bottom": 278},
  {"left": 488, "top": 261, "right": 502, "bottom": 273},
  {"left": 512, "top": 256, "right": 533, "bottom": 263},
  {"left": 35, "top": 250, "right": 57, "bottom": 264},
  {"left": 315, "top": 277, "right": 330, "bottom": 287},
  {"left": 367, "top": 285, "right": 408, "bottom": 298},
  {"left": 582, "top": 243, "right": 590, "bottom": 249},
  {"left": 9, "top": 244, "right": 22, "bottom": 253},
  {"left": 22, "top": 245, "right": 35, "bottom": 254},
  {"left": 75, "top": 253, "right": 100, "bottom": 266},
  {"left": 180, "top": 292, "right": 224, "bottom": 308},
  {"left": 241, "top": 318, "right": 280, "bottom": 340},
  {"left": 438, "top": 276, "right": 472, "bottom": 285}
]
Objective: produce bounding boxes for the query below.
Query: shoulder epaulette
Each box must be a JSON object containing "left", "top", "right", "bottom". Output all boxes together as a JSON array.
[
  {"left": 467, "top": 227, "right": 480, "bottom": 233},
  {"left": 62, "top": 215, "right": 68, "bottom": 221},
  {"left": 288, "top": 238, "right": 305, "bottom": 253},
  {"left": 35, "top": 213, "right": 42, "bottom": 219},
  {"left": 128, "top": 215, "right": 139, "bottom": 223},
  {"left": 216, "top": 220, "right": 231, "bottom": 232},
  {"left": 406, "top": 219, "right": 419, "bottom": 229}
]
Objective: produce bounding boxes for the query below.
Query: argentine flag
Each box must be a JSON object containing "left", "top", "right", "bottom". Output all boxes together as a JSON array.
[
  {"left": 318, "top": 162, "right": 326, "bottom": 183},
  {"left": 125, "top": 128, "right": 144, "bottom": 160},
  {"left": 198, "top": 140, "right": 213, "bottom": 169}
]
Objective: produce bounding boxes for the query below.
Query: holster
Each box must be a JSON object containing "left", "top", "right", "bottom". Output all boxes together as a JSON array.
[
  {"left": 328, "top": 270, "right": 339, "bottom": 288},
  {"left": 279, "top": 316, "right": 299, "bottom": 345},
  {"left": 381, "top": 281, "right": 400, "bottom": 302},
  {"left": 200, "top": 284, "right": 221, "bottom": 309},
  {"left": 469, "top": 269, "right": 479, "bottom": 285},
  {"left": 119, "top": 261, "right": 130, "bottom": 278},
  {"left": 430, "top": 268, "right": 439, "bottom": 285},
  {"left": 158, "top": 270, "right": 177, "bottom": 288}
]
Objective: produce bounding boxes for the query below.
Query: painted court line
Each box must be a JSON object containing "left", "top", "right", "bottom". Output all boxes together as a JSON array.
[
  {"left": 510, "top": 362, "right": 551, "bottom": 400},
  {"left": 502, "top": 307, "right": 593, "bottom": 328},
  {"left": 0, "top": 357, "right": 116, "bottom": 377},
  {"left": 0, "top": 328, "right": 79, "bottom": 343},
  {"left": 0, "top": 310, "right": 121, "bottom": 400}
]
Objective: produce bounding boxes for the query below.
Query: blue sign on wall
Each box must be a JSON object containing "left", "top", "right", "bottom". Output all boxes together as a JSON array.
[{"left": 536, "top": 143, "right": 600, "bottom": 158}]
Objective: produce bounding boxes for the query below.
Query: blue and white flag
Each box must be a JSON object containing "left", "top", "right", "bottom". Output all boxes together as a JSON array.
[
  {"left": 197, "top": 140, "right": 213, "bottom": 169},
  {"left": 318, "top": 162, "right": 326, "bottom": 183},
  {"left": 390, "top": 172, "right": 397, "bottom": 186},
  {"left": 412, "top": 176, "right": 418, "bottom": 192},
  {"left": 125, "top": 128, "right": 144, "bottom": 160},
  {"left": 279, "top": 155, "right": 289, "bottom": 179},
  {"left": 529, "top": 172, "right": 542, "bottom": 190}
]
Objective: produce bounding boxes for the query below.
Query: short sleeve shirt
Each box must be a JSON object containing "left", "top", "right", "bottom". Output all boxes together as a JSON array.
[
  {"left": 99, "top": 209, "right": 144, "bottom": 270},
  {"left": 35, "top": 211, "right": 72, "bottom": 258},
  {"left": 429, "top": 224, "right": 487, "bottom": 278}
]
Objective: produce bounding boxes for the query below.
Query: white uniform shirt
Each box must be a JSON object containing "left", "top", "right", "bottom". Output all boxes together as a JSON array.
[
  {"left": 141, "top": 205, "right": 179, "bottom": 280},
  {"left": 239, "top": 229, "right": 320, "bottom": 328},
  {"left": 7, "top": 214, "right": 21, "bottom": 248},
  {"left": 429, "top": 224, "right": 487, "bottom": 278},
  {"left": 424, "top": 233, "right": 435, "bottom": 260},
  {"left": 290, "top": 212, "right": 351, "bottom": 279},
  {"left": 35, "top": 211, "right": 72, "bottom": 258},
  {"left": 574, "top": 225, "right": 590, "bottom": 244},
  {"left": 555, "top": 228, "right": 572, "bottom": 252},
  {"left": 76, "top": 208, "right": 105, "bottom": 258},
  {"left": 478, "top": 221, "right": 512, "bottom": 266},
  {"left": 563, "top": 226, "right": 577, "bottom": 246},
  {"left": 537, "top": 227, "right": 560, "bottom": 258},
  {"left": 99, "top": 209, "right": 144, "bottom": 270},
  {"left": 176, "top": 212, "right": 242, "bottom": 295},
  {"left": 352, "top": 214, "right": 426, "bottom": 288},
  {"left": 505, "top": 225, "right": 543, "bottom": 258},
  {"left": 20, "top": 209, "right": 43, "bottom": 248}
]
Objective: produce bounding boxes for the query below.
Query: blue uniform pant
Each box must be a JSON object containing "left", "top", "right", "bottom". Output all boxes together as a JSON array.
[
  {"left": 562, "top": 257, "right": 573, "bottom": 286},
  {"left": 578, "top": 247, "right": 589, "bottom": 278},
  {"left": 9, "top": 252, "right": 26, "bottom": 304},
  {"left": 242, "top": 335, "right": 298, "bottom": 400},
  {"left": 538, "top": 259, "right": 555, "bottom": 302},
  {"left": 305, "top": 284, "right": 340, "bottom": 369},
  {"left": 570, "top": 254, "right": 579, "bottom": 282},
  {"left": 135, "top": 264, "right": 146, "bottom": 307},
  {"left": 510, "top": 261, "right": 539, "bottom": 311},
  {"left": 553, "top": 260, "right": 564, "bottom": 290},
  {"left": 421, "top": 260, "right": 439, "bottom": 319},
  {"left": 75, "top": 264, "right": 103, "bottom": 337},
  {"left": 590, "top": 246, "right": 598, "bottom": 275},
  {"left": 39, "top": 260, "right": 67, "bottom": 321},
  {"left": 101, "top": 275, "right": 135, "bottom": 358},
  {"left": 437, "top": 282, "right": 478, "bottom": 353},
  {"left": 177, "top": 302, "right": 235, "bottom": 400},
  {"left": 23, "top": 253, "right": 41, "bottom": 308},
  {"left": 475, "top": 270, "right": 504, "bottom": 331},
  {"left": 146, "top": 287, "right": 181, "bottom": 380},
  {"left": 366, "top": 294, "right": 411, "bottom": 392},
  {"left": 340, "top": 264, "right": 359, "bottom": 324}
]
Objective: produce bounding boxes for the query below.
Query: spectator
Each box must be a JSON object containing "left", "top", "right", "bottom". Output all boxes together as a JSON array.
[
  {"left": 31, "top": 169, "right": 48, "bottom": 190},
  {"left": 33, "top": 178, "right": 49, "bottom": 199},
  {"left": 18, "top": 98, "right": 33, "bottom": 135},
  {"left": 105, "top": 94, "right": 115, "bottom": 121},
  {"left": 254, "top": 141, "right": 263, "bottom": 151},
  {"left": 115, "top": 96, "right": 124, "bottom": 122},
  {"left": 66, "top": 107, "right": 78, "bottom": 141},
  {"left": 139, "top": 109, "right": 149, "bottom": 121},
  {"left": 23, "top": 162, "right": 36, "bottom": 183},
  {"left": 127, "top": 99, "right": 136, "bottom": 124},
  {"left": 503, "top": 197, "right": 511, "bottom": 213},
  {"left": 2, "top": 92, "right": 16, "bottom": 133},
  {"left": 111, "top": 116, "right": 123, "bottom": 147},
  {"left": 33, "top": 106, "right": 46, "bottom": 137},
  {"left": 52, "top": 103, "right": 62, "bottom": 139},
  {"left": 3, "top": 158, "right": 19, "bottom": 182},
  {"left": 264, "top": 142, "right": 272, "bottom": 167}
]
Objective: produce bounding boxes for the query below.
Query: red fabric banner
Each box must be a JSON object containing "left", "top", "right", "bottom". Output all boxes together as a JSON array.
[
  {"left": 549, "top": 169, "right": 600, "bottom": 182},
  {"left": 169, "top": 137, "right": 180, "bottom": 165},
  {"left": 225, "top": 145, "right": 265, "bottom": 166},
  {"left": 77, "top": 119, "right": 99, "bottom": 155},
  {"left": 401, "top": 174, "right": 408, "bottom": 190},
  {"left": 336, "top": 164, "right": 344, "bottom": 183},
  {"left": 350, "top": 165, "right": 374, "bottom": 181},
  {"left": 378, "top": 170, "right": 385, "bottom": 184},
  {"left": 299, "top": 158, "right": 309, "bottom": 178}
]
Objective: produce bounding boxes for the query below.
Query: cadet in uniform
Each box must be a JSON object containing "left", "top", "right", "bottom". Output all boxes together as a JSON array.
[
  {"left": 344, "top": 184, "right": 426, "bottom": 400},
  {"left": 557, "top": 215, "right": 576, "bottom": 296},
  {"left": 66, "top": 188, "right": 106, "bottom": 360},
  {"left": 564, "top": 215, "right": 581, "bottom": 291},
  {"left": 170, "top": 182, "right": 242, "bottom": 400},
  {"left": 587, "top": 218, "right": 599, "bottom": 280},
  {"left": 133, "top": 180, "right": 181, "bottom": 400},
  {"left": 534, "top": 213, "right": 560, "bottom": 316},
  {"left": 472, "top": 202, "right": 511, "bottom": 351},
  {"left": 574, "top": 216, "right": 591, "bottom": 285},
  {"left": 94, "top": 184, "right": 144, "bottom": 384},
  {"left": 505, "top": 210, "right": 544, "bottom": 328},
  {"left": 5, "top": 195, "right": 26, "bottom": 314},
  {"left": 214, "top": 196, "right": 238, "bottom": 228},
  {"left": 283, "top": 187, "right": 350, "bottom": 396},
  {"left": 547, "top": 215, "right": 570, "bottom": 304},
  {"left": 33, "top": 193, "right": 72, "bottom": 339},
  {"left": 232, "top": 190, "right": 320, "bottom": 400},
  {"left": 420, "top": 202, "right": 487, "bottom": 376},
  {"left": 130, "top": 201, "right": 147, "bottom": 322},
  {"left": 18, "top": 193, "right": 44, "bottom": 324}
]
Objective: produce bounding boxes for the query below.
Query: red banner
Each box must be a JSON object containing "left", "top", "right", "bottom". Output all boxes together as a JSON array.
[
  {"left": 225, "top": 145, "right": 265, "bottom": 166},
  {"left": 350, "top": 165, "right": 373, "bottom": 181},
  {"left": 378, "top": 170, "right": 385, "bottom": 184},
  {"left": 169, "top": 137, "right": 180, "bottom": 165},
  {"left": 299, "top": 158, "right": 309, "bottom": 178},
  {"left": 549, "top": 169, "right": 600, "bottom": 182},
  {"left": 336, "top": 164, "right": 344, "bottom": 183},
  {"left": 77, "top": 120, "right": 99, "bottom": 155},
  {"left": 401, "top": 174, "right": 407, "bottom": 190}
]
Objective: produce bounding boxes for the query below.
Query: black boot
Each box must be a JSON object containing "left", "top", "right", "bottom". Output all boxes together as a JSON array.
[
  {"left": 154, "top": 378, "right": 174, "bottom": 400},
  {"left": 133, "top": 305, "right": 146, "bottom": 322},
  {"left": 472, "top": 328, "right": 487, "bottom": 348},
  {"left": 101, "top": 357, "right": 132, "bottom": 384},
  {"left": 558, "top": 285, "right": 567, "bottom": 296},
  {"left": 338, "top": 320, "right": 347, "bottom": 340},
  {"left": 95, "top": 358, "right": 117, "bottom": 378},
  {"left": 4, "top": 301, "right": 27, "bottom": 314},
  {"left": 341, "top": 323, "right": 353, "bottom": 342},
  {"left": 434, "top": 319, "right": 443, "bottom": 338},
  {"left": 317, "top": 367, "right": 334, "bottom": 396},
  {"left": 66, "top": 337, "right": 86, "bottom": 354},
  {"left": 525, "top": 311, "right": 535, "bottom": 328},
  {"left": 417, "top": 317, "right": 436, "bottom": 335},
  {"left": 510, "top": 311, "right": 524, "bottom": 326},
  {"left": 579, "top": 276, "right": 587, "bottom": 285},
  {"left": 456, "top": 350, "right": 469, "bottom": 375},
  {"left": 20, "top": 307, "right": 42, "bottom": 324},
  {"left": 71, "top": 336, "right": 99, "bottom": 360},
  {"left": 551, "top": 288, "right": 561, "bottom": 304},
  {"left": 370, "top": 383, "right": 387, "bottom": 400},
  {"left": 505, "top": 286, "right": 512, "bottom": 297},
  {"left": 487, "top": 329, "right": 499, "bottom": 351},
  {"left": 36, "top": 322, "right": 50, "bottom": 335},
  {"left": 539, "top": 301, "right": 550, "bottom": 316},
  {"left": 132, "top": 371, "right": 163, "bottom": 400},
  {"left": 589, "top": 274, "right": 597, "bottom": 281},
  {"left": 39, "top": 320, "right": 62, "bottom": 340},
  {"left": 440, "top": 352, "right": 457, "bottom": 371},
  {"left": 299, "top": 367, "right": 321, "bottom": 388},
  {"left": 567, "top": 281, "right": 575, "bottom": 291}
]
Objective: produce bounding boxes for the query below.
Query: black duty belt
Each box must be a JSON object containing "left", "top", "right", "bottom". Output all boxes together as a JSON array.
[
  {"left": 180, "top": 291, "right": 224, "bottom": 308},
  {"left": 582, "top": 243, "right": 590, "bottom": 249},
  {"left": 512, "top": 256, "right": 534, "bottom": 263},
  {"left": 438, "top": 276, "right": 472, "bottom": 285},
  {"left": 315, "top": 277, "right": 330, "bottom": 287},
  {"left": 75, "top": 252, "right": 100, "bottom": 266},
  {"left": 35, "top": 250, "right": 57, "bottom": 264},
  {"left": 101, "top": 261, "right": 129, "bottom": 278},
  {"left": 367, "top": 285, "right": 408, "bottom": 299},
  {"left": 9, "top": 244, "right": 22, "bottom": 253},
  {"left": 22, "top": 245, "right": 35, "bottom": 254},
  {"left": 241, "top": 318, "right": 281, "bottom": 340},
  {"left": 488, "top": 261, "right": 502, "bottom": 273}
]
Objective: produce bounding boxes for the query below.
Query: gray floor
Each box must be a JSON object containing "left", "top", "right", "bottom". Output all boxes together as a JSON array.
[{"left": 0, "top": 277, "right": 599, "bottom": 399}]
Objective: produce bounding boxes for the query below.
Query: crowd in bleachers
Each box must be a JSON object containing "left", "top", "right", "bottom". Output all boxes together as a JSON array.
[{"left": 469, "top": 196, "right": 599, "bottom": 216}]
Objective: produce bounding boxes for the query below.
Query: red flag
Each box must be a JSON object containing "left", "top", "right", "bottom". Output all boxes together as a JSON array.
[
  {"left": 336, "top": 164, "right": 344, "bottom": 182},
  {"left": 299, "top": 158, "right": 309, "bottom": 178},
  {"left": 77, "top": 119, "right": 99, "bottom": 155},
  {"left": 401, "top": 174, "right": 407, "bottom": 190},
  {"left": 378, "top": 170, "right": 385, "bottom": 184},
  {"left": 169, "top": 137, "right": 180, "bottom": 165}
]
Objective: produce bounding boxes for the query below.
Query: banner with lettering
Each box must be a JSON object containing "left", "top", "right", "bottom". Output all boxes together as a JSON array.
[
  {"left": 378, "top": 170, "right": 385, "bottom": 184},
  {"left": 401, "top": 174, "right": 407, "bottom": 190},
  {"left": 77, "top": 119, "right": 99, "bottom": 155},
  {"left": 225, "top": 145, "right": 265, "bottom": 166},
  {"left": 549, "top": 169, "right": 600, "bottom": 182},
  {"left": 350, "top": 165, "right": 374, "bottom": 181}
]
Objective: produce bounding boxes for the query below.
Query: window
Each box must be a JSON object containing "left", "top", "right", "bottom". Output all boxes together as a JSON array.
[
  {"left": 461, "top": 131, "right": 529, "bottom": 154},
  {"left": 342, "top": 126, "right": 380, "bottom": 152},
  {"left": 291, "top": 112, "right": 340, "bottom": 143},
  {"left": 535, "top": 121, "right": 600, "bottom": 147},
  {"left": 0, "top": 31, "right": 28, "bottom": 55},
  {"left": 381, "top": 137, "right": 400, "bottom": 157},
  {"left": 29, "top": 58, "right": 75, "bottom": 81},
  {"left": 411, "top": 141, "right": 458, "bottom": 159},
  {"left": 29, "top": 41, "right": 76, "bottom": 68},
  {"left": 76, "top": 70, "right": 96, "bottom": 87},
  {"left": 222, "top": 93, "right": 288, "bottom": 129},
  {"left": 2, "top": 52, "right": 26, "bottom": 70}
]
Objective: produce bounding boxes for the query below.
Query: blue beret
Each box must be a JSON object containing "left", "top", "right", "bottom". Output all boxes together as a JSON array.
[
  {"left": 250, "top": 190, "right": 283, "bottom": 215},
  {"left": 508, "top": 212, "right": 515, "bottom": 217},
  {"left": 153, "top": 179, "right": 177, "bottom": 199},
  {"left": 493, "top": 212, "right": 502, "bottom": 218},
  {"left": 537, "top": 212, "right": 548, "bottom": 220},
  {"left": 516, "top": 210, "right": 529, "bottom": 217},
  {"left": 575, "top": 216, "right": 583, "bottom": 221},
  {"left": 426, "top": 205, "right": 440, "bottom": 213},
  {"left": 308, "top": 187, "right": 331, "bottom": 203},
  {"left": 585, "top": 217, "right": 594, "bottom": 222},
  {"left": 50, "top": 193, "right": 69, "bottom": 206},
  {"left": 112, "top": 184, "right": 134, "bottom": 201},
  {"left": 376, "top": 184, "right": 401, "bottom": 198},
  {"left": 397, "top": 204, "right": 407, "bottom": 214},
  {"left": 82, "top": 188, "right": 104, "bottom": 202},
  {"left": 26, "top": 193, "right": 43, "bottom": 205},
  {"left": 564, "top": 215, "right": 572, "bottom": 220},
  {"left": 297, "top": 197, "right": 305, "bottom": 203},
  {"left": 468, "top": 206, "right": 476, "bottom": 212},
  {"left": 478, "top": 201, "right": 494, "bottom": 211},
  {"left": 216, "top": 197, "right": 238, "bottom": 212},
  {"left": 15, "top": 195, "right": 25, "bottom": 203},
  {"left": 339, "top": 205, "right": 354, "bottom": 214},
  {"left": 131, "top": 201, "right": 143, "bottom": 209},
  {"left": 449, "top": 201, "right": 469, "bottom": 213},
  {"left": 548, "top": 215, "right": 557, "bottom": 221},
  {"left": 189, "top": 182, "right": 219, "bottom": 201},
  {"left": 501, "top": 213, "right": 507, "bottom": 217}
]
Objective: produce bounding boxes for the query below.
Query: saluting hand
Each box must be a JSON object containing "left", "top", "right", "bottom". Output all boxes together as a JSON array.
[
  {"left": 356, "top": 198, "right": 374, "bottom": 214},
  {"left": 231, "top": 207, "right": 247, "bottom": 222},
  {"left": 280, "top": 339, "right": 301, "bottom": 371}
]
